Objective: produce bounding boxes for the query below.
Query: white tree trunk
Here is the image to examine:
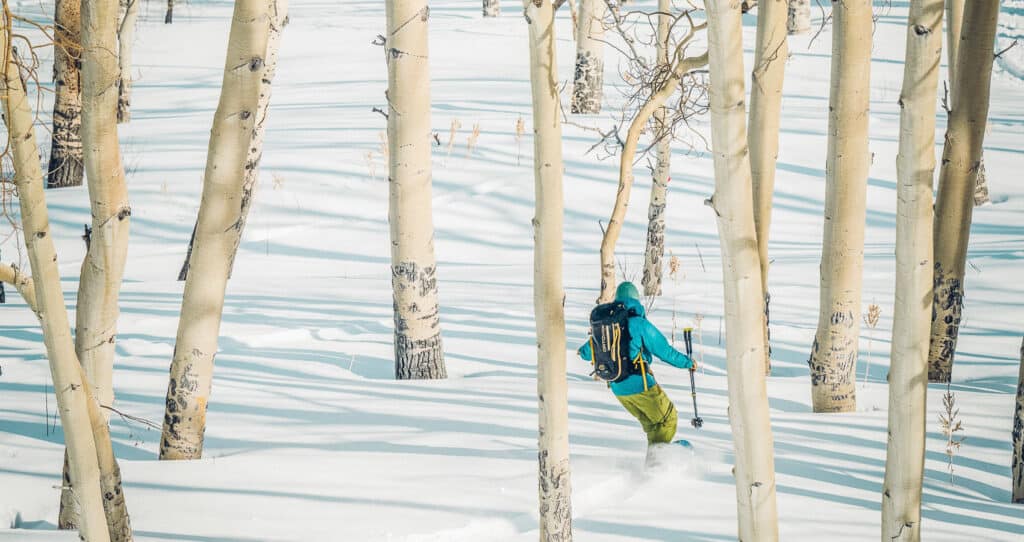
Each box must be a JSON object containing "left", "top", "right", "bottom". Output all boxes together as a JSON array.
[
  {"left": 386, "top": 0, "right": 447, "bottom": 380},
  {"left": 945, "top": 0, "right": 964, "bottom": 96},
  {"left": 787, "top": 0, "right": 811, "bottom": 35},
  {"left": 523, "top": 1, "right": 572, "bottom": 539},
  {"left": 227, "top": 0, "right": 288, "bottom": 277},
  {"left": 1013, "top": 337, "right": 1024, "bottom": 503},
  {"left": 0, "top": 21, "right": 110, "bottom": 542},
  {"left": 78, "top": 0, "right": 132, "bottom": 425},
  {"left": 928, "top": 0, "right": 999, "bottom": 383},
  {"left": 0, "top": 263, "right": 36, "bottom": 311},
  {"left": 483, "top": 0, "right": 499, "bottom": 17},
  {"left": 882, "top": 2, "right": 943, "bottom": 540},
  {"left": 117, "top": 0, "right": 140, "bottom": 123},
  {"left": 571, "top": 0, "right": 605, "bottom": 114},
  {"left": 57, "top": 0, "right": 135, "bottom": 534},
  {"left": 808, "top": 0, "right": 872, "bottom": 413},
  {"left": 160, "top": 0, "right": 272, "bottom": 460},
  {"left": 598, "top": 49, "right": 707, "bottom": 304},
  {"left": 46, "top": 0, "right": 84, "bottom": 189},
  {"left": 748, "top": 0, "right": 789, "bottom": 374},
  {"left": 704, "top": 2, "right": 779, "bottom": 539},
  {"left": 641, "top": 0, "right": 672, "bottom": 298}
]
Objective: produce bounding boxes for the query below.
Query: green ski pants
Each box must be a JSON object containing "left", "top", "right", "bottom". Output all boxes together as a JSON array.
[{"left": 616, "top": 385, "right": 678, "bottom": 444}]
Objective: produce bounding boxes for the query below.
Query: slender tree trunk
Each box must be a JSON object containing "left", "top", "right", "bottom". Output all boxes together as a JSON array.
[
  {"left": 483, "top": 0, "right": 499, "bottom": 17},
  {"left": 571, "top": 0, "right": 605, "bottom": 114},
  {"left": 386, "top": 0, "right": 446, "bottom": 380},
  {"left": 641, "top": 0, "right": 672, "bottom": 298},
  {"left": 0, "top": 21, "right": 110, "bottom": 542},
  {"left": 928, "top": 0, "right": 999, "bottom": 384},
  {"left": 597, "top": 50, "right": 707, "bottom": 303},
  {"left": 808, "top": 0, "right": 872, "bottom": 413},
  {"left": 945, "top": 0, "right": 963, "bottom": 95},
  {"left": 226, "top": 0, "right": 288, "bottom": 277},
  {"left": 881, "top": 2, "right": 943, "bottom": 540},
  {"left": 1013, "top": 337, "right": 1024, "bottom": 503},
  {"left": 159, "top": 0, "right": 272, "bottom": 460},
  {"left": 748, "top": 0, "right": 788, "bottom": 374},
  {"left": 117, "top": 0, "right": 139, "bottom": 123},
  {"left": 165, "top": 0, "right": 173, "bottom": 24},
  {"left": 704, "top": 2, "right": 779, "bottom": 539},
  {"left": 47, "top": 0, "right": 84, "bottom": 189},
  {"left": 0, "top": 263, "right": 36, "bottom": 310},
  {"left": 58, "top": 0, "right": 135, "bottom": 533},
  {"left": 166, "top": 2, "right": 289, "bottom": 293},
  {"left": 523, "top": 1, "right": 572, "bottom": 538},
  {"left": 787, "top": 0, "right": 810, "bottom": 35}
]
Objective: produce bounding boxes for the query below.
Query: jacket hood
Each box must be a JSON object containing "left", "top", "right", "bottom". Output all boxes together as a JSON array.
[{"left": 618, "top": 296, "right": 646, "bottom": 318}]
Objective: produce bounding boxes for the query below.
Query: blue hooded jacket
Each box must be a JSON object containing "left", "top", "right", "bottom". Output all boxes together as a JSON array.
[{"left": 577, "top": 291, "right": 694, "bottom": 396}]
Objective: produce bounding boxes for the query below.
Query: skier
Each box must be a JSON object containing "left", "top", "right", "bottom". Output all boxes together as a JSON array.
[{"left": 577, "top": 281, "right": 697, "bottom": 454}]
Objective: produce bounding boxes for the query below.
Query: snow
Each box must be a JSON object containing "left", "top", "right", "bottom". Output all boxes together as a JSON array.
[{"left": 1, "top": 1, "right": 1023, "bottom": 540}]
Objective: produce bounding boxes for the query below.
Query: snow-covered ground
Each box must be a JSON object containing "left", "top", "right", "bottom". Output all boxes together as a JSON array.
[{"left": 1, "top": 1, "right": 1023, "bottom": 540}]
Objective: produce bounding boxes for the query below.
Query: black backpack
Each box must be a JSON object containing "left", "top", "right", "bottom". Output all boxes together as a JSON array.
[{"left": 588, "top": 301, "right": 646, "bottom": 383}]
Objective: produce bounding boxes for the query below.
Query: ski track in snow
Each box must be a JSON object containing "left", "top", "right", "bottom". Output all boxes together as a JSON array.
[{"left": 1, "top": 1, "right": 1023, "bottom": 541}]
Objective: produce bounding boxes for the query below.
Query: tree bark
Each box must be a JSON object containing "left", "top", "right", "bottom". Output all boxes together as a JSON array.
[
  {"left": 748, "top": 0, "right": 788, "bottom": 374},
  {"left": 597, "top": 49, "right": 707, "bottom": 303},
  {"left": 386, "top": 0, "right": 447, "bottom": 380},
  {"left": 46, "top": 0, "right": 84, "bottom": 189},
  {"left": 881, "top": 2, "right": 943, "bottom": 540},
  {"left": 0, "top": 263, "right": 36, "bottom": 311},
  {"left": 56, "top": 0, "right": 134, "bottom": 532},
  {"left": 160, "top": 0, "right": 272, "bottom": 460},
  {"left": 945, "top": 0, "right": 963, "bottom": 97},
  {"left": 808, "top": 0, "right": 872, "bottom": 413},
  {"left": 1013, "top": 337, "right": 1024, "bottom": 503},
  {"left": 165, "top": 0, "right": 174, "bottom": 24},
  {"left": 928, "top": 0, "right": 999, "bottom": 383},
  {"left": 704, "top": 2, "right": 779, "bottom": 539},
  {"left": 0, "top": 21, "right": 111, "bottom": 542},
  {"left": 641, "top": 0, "right": 672, "bottom": 298},
  {"left": 571, "top": 0, "right": 605, "bottom": 114},
  {"left": 117, "top": 0, "right": 140, "bottom": 123},
  {"left": 483, "top": 0, "right": 499, "bottom": 17},
  {"left": 176, "top": 0, "right": 286, "bottom": 281},
  {"left": 523, "top": 1, "right": 573, "bottom": 539},
  {"left": 787, "top": 0, "right": 810, "bottom": 35}
]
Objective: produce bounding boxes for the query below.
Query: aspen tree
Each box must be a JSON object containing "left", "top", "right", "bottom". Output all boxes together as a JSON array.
[
  {"left": 524, "top": 1, "right": 572, "bottom": 539},
  {"left": 483, "top": 0, "right": 499, "bottom": 17},
  {"left": 179, "top": 0, "right": 287, "bottom": 281},
  {"left": 928, "top": 0, "right": 999, "bottom": 383},
  {"left": 597, "top": 31, "right": 707, "bottom": 303},
  {"left": 882, "top": 2, "right": 943, "bottom": 539},
  {"left": 572, "top": 0, "right": 606, "bottom": 114},
  {"left": 808, "top": 0, "right": 872, "bottom": 413},
  {"left": 117, "top": 0, "right": 139, "bottom": 123},
  {"left": 1013, "top": 338, "right": 1024, "bottom": 503},
  {"left": 945, "top": 0, "right": 963, "bottom": 93},
  {"left": 704, "top": 1, "right": 779, "bottom": 539},
  {"left": 46, "top": 0, "right": 83, "bottom": 188},
  {"left": 787, "top": 0, "right": 810, "bottom": 35},
  {"left": 56, "top": 0, "right": 135, "bottom": 533},
  {"left": 160, "top": 0, "right": 271, "bottom": 460},
  {"left": 386, "top": 0, "right": 446, "bottom": 380},
  {"left": 1, "top": 13, "right": 109, "bottom": 541},
  {"left": 748, "top": 0, "right": 789, "bottom": 373},
  {"left": 641, "top": 0, "right": 672, "bottom": 298}
]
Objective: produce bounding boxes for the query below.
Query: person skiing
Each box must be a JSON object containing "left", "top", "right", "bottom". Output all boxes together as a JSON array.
[{"left": 577, "top": 281, "right": 696, "bottom": 450}]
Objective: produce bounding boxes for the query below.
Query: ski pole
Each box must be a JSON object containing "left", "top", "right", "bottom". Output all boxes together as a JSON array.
[{"left": 683, "top": 327, "right": 703, "bottom": 429}]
